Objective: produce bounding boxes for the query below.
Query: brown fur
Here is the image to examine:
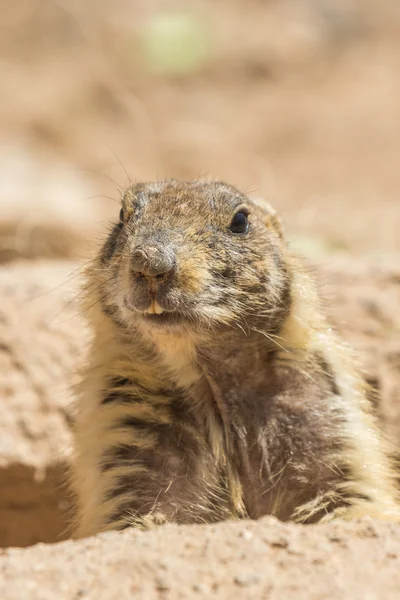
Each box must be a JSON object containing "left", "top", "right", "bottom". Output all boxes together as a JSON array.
[{"left": 71, "top": 179, "right": 400, "bottom": 538}]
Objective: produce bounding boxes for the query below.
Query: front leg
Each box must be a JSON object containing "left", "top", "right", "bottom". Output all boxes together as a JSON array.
[{"left": 72, "top": 379, "right": 230, "bottom": 537}]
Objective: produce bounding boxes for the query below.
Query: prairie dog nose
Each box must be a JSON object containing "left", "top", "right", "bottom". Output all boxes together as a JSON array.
[{"left": 131, "top": 245, "right": 175, "bottom": 278}]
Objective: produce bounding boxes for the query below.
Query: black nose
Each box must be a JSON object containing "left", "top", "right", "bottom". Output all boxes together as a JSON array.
[{"left": 131, "top": 246, "right": 175, "bottom": 279}]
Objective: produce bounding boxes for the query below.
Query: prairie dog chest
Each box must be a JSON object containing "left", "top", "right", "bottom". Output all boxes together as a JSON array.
[{"left": 148, "top": 328, "right": 203, "bottom": 389}]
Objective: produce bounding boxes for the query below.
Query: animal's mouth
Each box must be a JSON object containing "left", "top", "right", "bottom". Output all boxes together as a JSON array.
[
  {"left": 123, "top": 296, "right": 188, "bottom": 326},
  {"left": 141, "top": 299, "right": 182, "bottom": 324},
  {"left": 140, "top": 312, "right": 184, "bottom": 326},
  {"left": 146, "top": 298, "right": 166, "bottom": 315}
]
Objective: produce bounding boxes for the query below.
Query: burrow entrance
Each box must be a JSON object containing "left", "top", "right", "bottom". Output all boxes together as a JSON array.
[{"left": 0, "top": 461, "right": 74, "bottom": 548}]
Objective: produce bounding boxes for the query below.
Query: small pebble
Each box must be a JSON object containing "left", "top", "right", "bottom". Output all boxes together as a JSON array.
[
  {"left": 234, "top": 573, "right": 261, "bottom": 587},
  {"left": 328, "top": 534, "right": 344, "bottom": 543},
  {"left": 155, "top": 575, "right": 169, "bottom": 591},
  {"left": 193, "top": 583, "right": 210, "bottom": 593},
  {"left": 270, "top": 537, "right": 288, "bottom": 549}
]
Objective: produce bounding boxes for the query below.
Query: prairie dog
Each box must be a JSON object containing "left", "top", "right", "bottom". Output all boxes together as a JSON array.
[{"left": 72, "top": 179, "right": 400, "bottom": 538}]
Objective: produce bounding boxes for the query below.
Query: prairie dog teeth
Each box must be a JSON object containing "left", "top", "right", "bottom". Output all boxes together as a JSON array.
[
  {"left": 146, "top": 300, "right": 165, "bottom": 315},
  {"left": 154, "top": 301, "right": 165, "bottom": 315},
  {"left": 147, "top": 300, "right": 156, "bottom": 314}
]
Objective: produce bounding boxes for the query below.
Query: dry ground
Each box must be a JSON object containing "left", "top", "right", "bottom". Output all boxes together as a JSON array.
[{"left": 0, "top": 1, "right": 399, "bottom": 598}]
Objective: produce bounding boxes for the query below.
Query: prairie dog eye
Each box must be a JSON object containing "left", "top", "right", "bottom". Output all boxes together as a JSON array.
[
  {"left": 119, "top": 207, "right": 124, "bottom": 224},
  {"left": 229, "top": 211, "right": 249, "bottom": 234}
]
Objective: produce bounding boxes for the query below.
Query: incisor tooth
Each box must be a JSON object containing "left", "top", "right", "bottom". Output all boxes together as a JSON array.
[
  {"left": 154, "top": 301, "right": 165, "bottom": 315},
  {"left": 147, "top": 299, "right": 156, "bottom": 314}
]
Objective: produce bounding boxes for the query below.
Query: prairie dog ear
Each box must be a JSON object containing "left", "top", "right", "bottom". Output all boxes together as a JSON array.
[{"left": 249, "top": 195, "right": 284, "bottom": 238}]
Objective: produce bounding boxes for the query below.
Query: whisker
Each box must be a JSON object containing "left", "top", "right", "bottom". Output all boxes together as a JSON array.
[
  {"left": 50, "top": 286, "right": 119, "bottom": 327},
  {"left": 23, "top": 259, "right": 97, "bottom": 302},
  {"left": 77, "top": 167, "right": 124, "bottom": 195},
  {"left": 85, "top": 194, "right": 120, "bottom": 204},
  {"left": 107, "top": 146, "right": 133, "bottom": 187},
  {"left": 251, "top": 327, "right": 290, "bottom": 353},
  {"left": 45, "top": 269, "right": 119, "bottom": 327}
]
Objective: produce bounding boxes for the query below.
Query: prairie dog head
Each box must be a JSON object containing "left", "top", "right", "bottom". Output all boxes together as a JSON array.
[{"left": 92, "top": 180, "right": 291, "bottom": 338}]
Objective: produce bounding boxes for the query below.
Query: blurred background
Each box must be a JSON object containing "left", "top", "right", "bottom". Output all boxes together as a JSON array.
[{"left": 0, "top": 0, "right": 399, "bottom": 262}]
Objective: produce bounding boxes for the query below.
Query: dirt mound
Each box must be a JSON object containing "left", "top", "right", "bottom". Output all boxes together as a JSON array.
[
  {"left": 0, "top": 261, "right": 88, "bottom": 547},
  {"left": 1, "top": 517, "right": 400, "bottom": 600}
]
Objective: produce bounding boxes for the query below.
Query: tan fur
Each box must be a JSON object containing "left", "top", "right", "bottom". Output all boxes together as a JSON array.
[
  {"left": 71, "top": 179, "right": 400, "bottom": 538},
  {"left": 278, "top": 263, "right": 400, "bottom": 521}
]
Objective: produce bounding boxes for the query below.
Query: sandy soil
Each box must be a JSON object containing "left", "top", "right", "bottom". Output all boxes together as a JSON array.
[
  {"left": 2, "top": 517, "right": 400, "bottom": 600},
  {"left": 0, "top": 0, "right": 399, "bottom": 597}
]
